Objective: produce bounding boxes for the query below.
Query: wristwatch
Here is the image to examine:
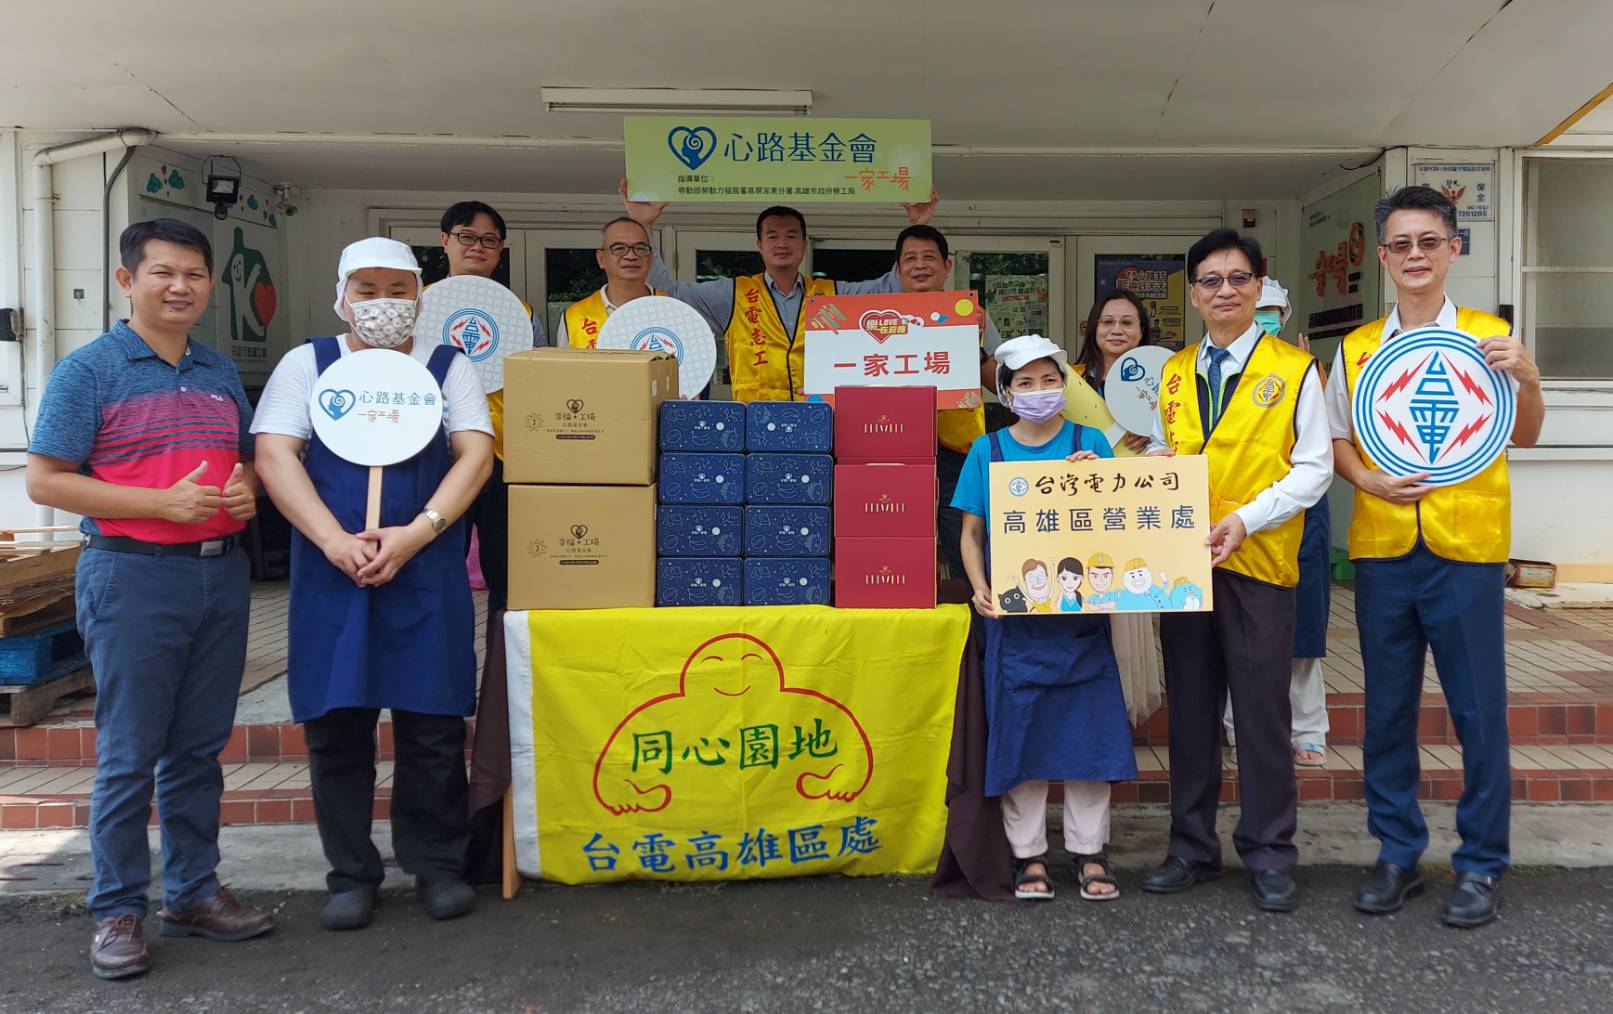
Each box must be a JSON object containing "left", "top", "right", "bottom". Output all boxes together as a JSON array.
[{"left": 422, "top": 508, "right": 447, "bottom": 535}]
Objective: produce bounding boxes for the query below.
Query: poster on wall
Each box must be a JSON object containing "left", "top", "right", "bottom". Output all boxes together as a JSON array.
[
  {"left": 1094, "top": 255, "right": 1188, "bottom": 349},
  {"left": 982, "top": 274, "right": 1048, "bottom": 338},
  {"left": 135, "top": 159, "right": 286, "bottom": 382},
  {"left": 1296, "top": 173, "right": 1384, "bottom": 355},
  {"left": 1412, "top": 162, "right": 1495, "bottom": 222}
]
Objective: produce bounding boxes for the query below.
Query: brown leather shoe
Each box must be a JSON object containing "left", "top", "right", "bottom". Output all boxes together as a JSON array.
[
  {"left": 159, "top": 886, "right": 274, "bottom": 942},
  {"left": 90, "top": 914, "right": 150, "bottom": 980}
]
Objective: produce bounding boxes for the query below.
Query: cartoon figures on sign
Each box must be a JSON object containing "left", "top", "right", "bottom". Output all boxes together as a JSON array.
[
  {"left": 1114, "top": 557, "right": 1170, "bottom": 610},
  {"left": 1015, "top": 559, "right": 1056, "bottom": 614},
  {"left": 1169, "top": 577, "right": 1203, "bottom": 611},
  {"left": 1055, "top": 558, "right": 1084, "bottom": 613},
  {"left": 592, "top": 633, "right": 874, "bottom": 816},
  {"left": 1085, "top": 552, "right": 1119, "bottom": 611},
  {"left": 224, "top": 227, "right": 275, "bottom": 343}
]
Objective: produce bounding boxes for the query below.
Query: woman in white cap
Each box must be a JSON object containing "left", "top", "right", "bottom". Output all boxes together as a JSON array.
[
  {"left": 252, "top": 238, "right": 494, "bottom": 930},
  {"left": 1222, "top": 278, "right": 1333, "bottom": 768},
  {"left": 950, "top": 334, "right": 1139, "bottom": 901}
]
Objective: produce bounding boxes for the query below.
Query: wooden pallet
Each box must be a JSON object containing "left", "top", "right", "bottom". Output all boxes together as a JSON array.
[
  {"left": 0, "top": 666, "right": 93, "bottom": 727},
  {"left": 0, "top": 592, "right": 74, "bottom": 636}
]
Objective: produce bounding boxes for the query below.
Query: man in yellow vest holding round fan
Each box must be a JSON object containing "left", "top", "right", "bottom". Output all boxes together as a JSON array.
[
  {"left": 1141, "top": 228, "right": 1333, "bottom": 914},
  {"left": 554, "top": 217, "right": 667, "bottom": 349},
  {"left": 1329, "top": 185, "right": 1544, "bottom": 929}
]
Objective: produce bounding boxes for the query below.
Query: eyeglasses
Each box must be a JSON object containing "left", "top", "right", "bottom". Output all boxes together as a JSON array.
[
  {"left": 1380, "top": 235, "right": 1453, "bottom": 256},
  {"left": 449, "top": 231, "right": 504, "bottom": 250},
  {"left": 1191, "top": 271, "right": 1255, "bottom": 292},
  {"left": 603, "top": 242, "right": 653, "bottom": 258},
  {"left": 1097, "top": 316, "right": 1140, "bottom": 329}
]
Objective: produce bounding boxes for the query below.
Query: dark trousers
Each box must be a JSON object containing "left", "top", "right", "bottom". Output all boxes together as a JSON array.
[
  {"left": 1159, "top": 568, "right": 1299, "bottom": 872},
  {"left": 1356, "top": 545, "right": 1509, "bottom": 876},
  {"left": 937, "top": 446, "right": 967, "bottom": 579},
  {"left": 304, "top": 707, "right": 470, "bottom": 893},
  {"left": 464, "top": 457, "right": 509, "bottom": 615}
]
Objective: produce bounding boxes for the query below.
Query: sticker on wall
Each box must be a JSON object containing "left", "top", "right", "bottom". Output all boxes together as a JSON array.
[{"left": 224, "top": 227, "right": 275, "bottom": 345}]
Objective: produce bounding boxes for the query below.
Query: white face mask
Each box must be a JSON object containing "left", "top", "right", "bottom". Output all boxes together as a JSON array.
[{"left": 346, "top": 297, "right": 417, "bottom": 348}]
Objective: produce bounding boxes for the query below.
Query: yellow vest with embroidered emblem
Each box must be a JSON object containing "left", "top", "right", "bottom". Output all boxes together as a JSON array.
[
  {"left": 725, "top": 275, "right": 836, "bottom": 403},
  {"left": 561, "top": 288, "right": 668, "bottom": 350},
  {"left": 1159, "top": 334, "right": 1315, "bottom": 587},
  {"left": 1340, "top": 307, "right": 1511, "bottom": 563}
]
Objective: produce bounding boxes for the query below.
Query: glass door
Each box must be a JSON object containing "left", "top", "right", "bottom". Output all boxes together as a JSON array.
[
  {"left": 518, "top": 229, "right": 624, "bottom": 345},
  {"left": 1074, "top": 236, "right": 1203, "bottom": 353},
  {"left": 810, "top": 238, "right": 894, "bottom": 286}
]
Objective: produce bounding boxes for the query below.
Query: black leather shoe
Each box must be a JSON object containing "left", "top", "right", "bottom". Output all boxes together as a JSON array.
[
  {"left": 319, "top": 886, "right": 378, "bottom": 932},
  {"left": 1251, "top": 870, "right": 1299, "bottom": 912},
  {"left": 417, "top": 876, "right": 476, "bottom": 921},
  {"left": 1353, "top": 861, "right": 1425, "bottom": 915},
  {"left": 1442, "top": 872, "right": 1502, "bottom": 928},
  {"left": 1141, "top": 856, "right": 1223, "bottom": 894}
]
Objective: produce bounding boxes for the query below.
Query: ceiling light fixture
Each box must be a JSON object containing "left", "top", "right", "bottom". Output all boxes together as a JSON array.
[{"left": 541, "top": 88, "right": 813, "bottom": 116}]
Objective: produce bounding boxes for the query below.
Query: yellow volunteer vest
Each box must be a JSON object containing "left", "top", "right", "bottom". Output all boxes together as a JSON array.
[
  {"left": 1160, "top": 334, "right": 1315, "bottom": 587},
  {"left": 561, "top": 287, "right": 668, "bottom": 350},
  {"left": 1340, "top": 307, "right": 1512, "bottom": 563},
  {"left": 726, "top": 275, "right": 836, "bottom": 403},
  {"left": 422, "top": 282, "right": 532, "bottom": 461}
]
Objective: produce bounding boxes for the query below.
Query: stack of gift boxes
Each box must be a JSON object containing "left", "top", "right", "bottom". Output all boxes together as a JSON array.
[
  {"left": 656, "top": 401, "right": 835, "bottom": 606},
  {"left": 832, "top": 386, "right": 939, "bottom": 609}
]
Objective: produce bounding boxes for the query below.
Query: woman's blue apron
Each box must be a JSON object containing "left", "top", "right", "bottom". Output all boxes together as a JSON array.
[
  {"left": 287, "top": 337, "right": 477, "bottom": 723},
  {"left": 1292, "top": 499, "right": 1332, "bottom": 659},
  {"left": 981, "top": 423, "right": 1140, "bottom": 797}
]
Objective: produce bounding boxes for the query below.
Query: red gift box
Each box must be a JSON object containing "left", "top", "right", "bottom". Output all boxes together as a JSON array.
[
  {"left": 833, "top": 462, "right": 937, "bottom": 540},
  {"left": 832, "top": 386, "right": 936, "bottom": 463},
  {"left": 834, "top": 537, "right": 937, "bottom": 609}
]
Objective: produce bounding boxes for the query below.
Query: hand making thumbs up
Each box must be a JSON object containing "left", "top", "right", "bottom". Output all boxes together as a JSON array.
[
  {"left": 221, "top": 461, "right": 258, "bottom": 522},
  {"left": 158, "top": 461, "right": 223, "bottom": 524}
]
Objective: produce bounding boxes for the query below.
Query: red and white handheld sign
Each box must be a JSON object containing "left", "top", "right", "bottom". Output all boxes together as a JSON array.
[{"left": 802, "top": 291, "right": 983, "bottom": 410}]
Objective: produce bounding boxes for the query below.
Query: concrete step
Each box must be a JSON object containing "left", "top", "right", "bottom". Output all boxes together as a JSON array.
[
  {"left": 0, "top": 718, "right": 483, "bottom": 767},
  {"left": 6, "top": 748, "right": 1613, "bottom": 830}
]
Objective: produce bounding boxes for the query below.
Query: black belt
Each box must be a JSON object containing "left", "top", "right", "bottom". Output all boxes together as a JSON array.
[{"left": 88, "top": 535, "right": 237, "bottom": 558}]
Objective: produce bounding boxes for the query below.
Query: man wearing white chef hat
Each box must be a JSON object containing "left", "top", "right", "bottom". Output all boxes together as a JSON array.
[{"left": 252, "top": 237, "right": 493, "bottom": 932}]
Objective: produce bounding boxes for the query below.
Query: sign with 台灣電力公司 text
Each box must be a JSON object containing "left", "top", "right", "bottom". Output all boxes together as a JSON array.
[
  {"left": 625, "top": 117, "right": 931, "bottom": 203},
  {"left": 308, "top": 348, "right": 443, "bottom": 466},
  {"left": 503, "top": 604, "right": 968, "bottom": 884},
  {"left": 801, "top": 291, "right": 983, "bottom": 409},
  {"left": 987, "top": 454, "right": 1213, "bottom": 616}
]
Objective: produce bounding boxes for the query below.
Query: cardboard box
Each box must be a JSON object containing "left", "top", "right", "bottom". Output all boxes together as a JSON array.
[
  {"left": 657, "top": 505, "right": 744, "bottom": 557},
  {"left": 659, "top": 400, "right": 746, "bottom": 453},
  {"left": 508, "top": 484, "right": 656, "bottom": 610},
  {"left": 656, "top": 557, "right": 744, "bottom": 607},
  {"left": 658, "top": 453, "right": 746, "bottom": 505},
  {"left": 746, "top": 401, "right": 833, "bottom": 453},
  {"left": 833, "top": 462, "right": 937, "bottom": 539},
  {"left": 744, "top": 506, "right": 832, "bottom": 557},
  {"left": 502, "top": 348, "right": 678, "bottom": 485},
  {"left": 833, "top": 386, "right": 936, "bottom": 463},
  {"left": 1507, "top": 558, "right": 1558, "bottom": 589},
  {"left": 744, "top": 557, "right": 831, "bottom": 606},
  {"left": 745, "top": 453, "right": 833, "bottom": 505},
  {"left": 834, "top": 537, "right": 937, "bottom": 609}
]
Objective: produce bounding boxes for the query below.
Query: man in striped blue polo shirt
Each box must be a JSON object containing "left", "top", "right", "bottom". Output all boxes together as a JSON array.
[{"left": 27, "top": 218, "right": 273, "bottom": 980}]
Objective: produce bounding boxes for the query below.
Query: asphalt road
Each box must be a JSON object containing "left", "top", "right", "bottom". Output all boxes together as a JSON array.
[{"left": 2, "top": 867, "right": 1609, "bottom": 1013}]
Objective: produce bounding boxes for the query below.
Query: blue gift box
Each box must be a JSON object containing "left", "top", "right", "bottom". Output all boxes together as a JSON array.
[
  {"left": 743, "top": 506, "right": 831, "bottom": 557},
  {"left": 656, "top": 557, "right": 744, "bottom": 607},
  {"left": 657, "top": 505, "right": 743, "bottom": 557},
  {"left": 743, "top": 557, "right": 831, "bottom": 606},
  {"left": 746, "top": 401, "right": 833, "bottom": 453},
  {"left": 658, "top": 453, "right": 746, "bottom": 505},
  {"left": 659, "top": 400, "right": 746, "bottom": 452},
  {"left": 744, "top": 453, "right": 833, "bottom": 505}
]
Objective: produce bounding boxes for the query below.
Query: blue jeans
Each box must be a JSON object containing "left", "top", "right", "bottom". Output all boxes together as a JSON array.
[{"left": 76, "top": 546, "right": 251, "bottom": 920}]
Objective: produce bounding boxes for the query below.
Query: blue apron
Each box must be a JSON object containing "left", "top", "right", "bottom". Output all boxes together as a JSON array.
[
  {"left": 1292, "top": 499, "right": 1332, "bottom": 659},
  {"left": 981, "top": 425, "right": 1140, "bottom": 797},
  {"left": 287, "top": 337, "right": 477, "bottom": 723}
]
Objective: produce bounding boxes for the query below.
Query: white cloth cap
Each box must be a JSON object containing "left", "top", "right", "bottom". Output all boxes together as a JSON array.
[
  {"left": 994, "top": 334, "right": 1068, "bottom": 392},
  {"left": 333, "top": 237, "right": 423, "bottom": 317},
  {"left": 1258, "top": 277, "right": 1291, "bottom": 325}
]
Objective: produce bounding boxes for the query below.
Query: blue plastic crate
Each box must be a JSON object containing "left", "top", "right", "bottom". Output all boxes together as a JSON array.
[{"left": 0, "top": 620, "right": 86, "bottom": 686}]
